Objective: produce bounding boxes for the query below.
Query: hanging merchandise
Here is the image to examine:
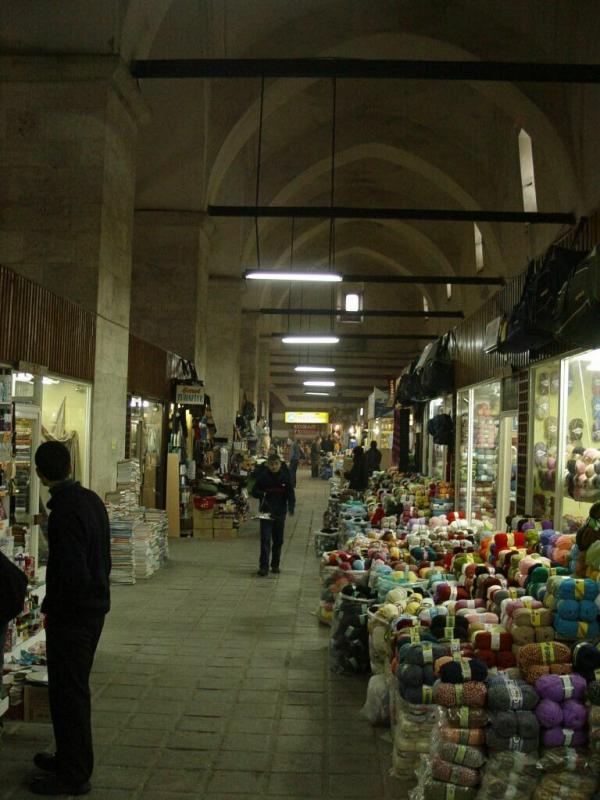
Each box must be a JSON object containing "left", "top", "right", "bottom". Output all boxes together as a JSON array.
[
  {"left": 555, "top": 247, "right": 600, "bottom": 347},
  {"left": 428, "top": 413, "right": 454, "bottom": 446},
  {"left": 396, "top": 360, "right": 425, "bottom": 406},
  {"left": 420, "top": 333, "right": 456, "bottom": 398}
]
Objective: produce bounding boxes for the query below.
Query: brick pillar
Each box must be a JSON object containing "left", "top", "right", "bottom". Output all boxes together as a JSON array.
[{"left": 0, "top": 55, "right": 148, "bottom": 496}]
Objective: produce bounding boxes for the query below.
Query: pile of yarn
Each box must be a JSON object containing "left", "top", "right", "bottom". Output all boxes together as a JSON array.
[
  {"left": 573, "top": 642, "right": 600, "bottom": 758},
  {"left": 367, "top": 602, "right": 403, "bottom": 674},
  {"left": 478, "top": 751, "right": 539, "bottom": 800},
  {"left": 534, "top": 673, "right": 588, "bottom": 748},
  {"left": 533, "top": 771, "right": 597, "bottom": 800},
  {"left": 551, "top": 578, "right": 599, "bottom": 640},
  {"left": 391, "top": 694, "right": 438, "bottom": 789},
  {"left": 486, "top": 675, "right": 540, "bottom": 753},
  {"left": 412, "top": 705, "right": 489, "bottom": 800},
  {"left": 503, "top": 598, "right": 555, "bottom": 654},
  {"left": 396, "top": 640, "right": 446, "bottom": 704},
  {"left": 329, "top": 584, "right": 376, "bottom": 674}
]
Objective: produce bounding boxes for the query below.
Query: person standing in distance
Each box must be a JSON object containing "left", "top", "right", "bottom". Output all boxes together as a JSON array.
[
  {"left": 310, "top": 436, "right": 321, "bottom": 479},
  {"left": 30, "top": 442, "right": 111, "bottom": 797},
  {"left": 365, "top": 440, "right": 383, "bottom": 476},
  {"left": 288, "top": 434, "right": 303, "bottom": 488},
  {"left": 252, "top": 453, "right": 295, "bottom": 576}
]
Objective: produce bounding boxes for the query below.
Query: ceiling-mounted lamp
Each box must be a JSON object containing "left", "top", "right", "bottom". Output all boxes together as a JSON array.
[
  {"left": 303, "top": 380, "right": 335, "bottom": 387},
  {"left": 282, "top": 335, "right": 339, "bottom": 345},
  {"left": 294, "top": 366, "right": 335, "bottom": 373},
  {"left": 245, "top": 270, "right": 342, "bottom": 282},
  {"left": 305, "top": 391, "right": 330, "bottom": 396}
]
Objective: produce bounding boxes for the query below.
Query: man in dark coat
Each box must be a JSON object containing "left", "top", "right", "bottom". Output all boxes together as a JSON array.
[
  {"left": 344, "top": 445, "right": 369, "bottom": 492},
  {"left": 365, "top": 440, "right": 383, "bottom": 476},
  {"left": 30, "top": 442, "right": 111, "bottom": 796},
  {"left": 252, "top": 453, "right": 295, "bottom": 576}
]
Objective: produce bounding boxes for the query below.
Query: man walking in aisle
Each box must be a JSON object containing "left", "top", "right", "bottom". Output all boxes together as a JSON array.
[
  {"left": 252, "top": 453, "right": 295, "bottom": 576},
  {"left": 288, "top": 434, "right": 303, "bottom": 488},
  {"left": 30, "top": 442, "right": 111, "bottom": 796},
  {"left": 310, "top": 436, "right": 321, "bottom": 478}
]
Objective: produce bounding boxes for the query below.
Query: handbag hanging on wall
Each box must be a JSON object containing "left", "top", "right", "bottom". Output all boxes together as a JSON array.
[
  {"left": 395, "top": 359, "right": 424, "bottom": 406},
  {"left": 554, "top": 246, "right": 600, "bottom": 347},
  {"left": 420, "top": 332, "right": 455, "bottom": 397}
]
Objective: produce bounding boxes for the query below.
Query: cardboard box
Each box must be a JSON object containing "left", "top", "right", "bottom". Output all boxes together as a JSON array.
[
  {"left": 24, "top": 684, "right": 51, "bottom": 723},
  {"left": 193, "top": 508, "right": 214, "bottom": 527}
]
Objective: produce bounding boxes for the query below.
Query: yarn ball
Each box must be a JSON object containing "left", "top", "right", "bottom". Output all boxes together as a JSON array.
[
  {"left": 435, "top": 741, "right": 486, "bottom": 769},
  {"left": 431, "top": 756, "right": 481, "bottom": 788},
  {"left": 572, "top": 641, "right": 600, "bottom": 682},
  {"left": 534, "top": 673, "right": 587, "bottom": 703},
  {"left": 487, "top": 710, "right": 539, "bottom": 739},
  {"left": 438, "top": 658, "right": 488, "bottom": 685},
  {"left": 352, "top": 559, "right": 365, "bottom": 571},
  {"left": 442, "top": 706, "right": 488, "bottom": 729},
  {"left": 439, "top": 726, "right": 485, "bottom": 746},
  {"left": 434, "top": 681, "right": 487, "bottom": 708},
  {"left": 486, "top": 679, "right": 539, "bottom": 711},
  {"left": 542, "top": 727, "right": 587, "bottom": 747},
  {"left": 485, "top": 730, "right": 538, "bottom": 753},
  {"left": 535, "top": 698, "right": 563, "bottom": 728},
  {"left": 562, "top": 699, "right": 588, "bottom": 730}
]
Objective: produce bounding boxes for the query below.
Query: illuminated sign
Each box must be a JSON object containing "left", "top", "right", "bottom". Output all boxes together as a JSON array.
[{"left": 284, "top": 411, "right": 329, "bottom": 424}]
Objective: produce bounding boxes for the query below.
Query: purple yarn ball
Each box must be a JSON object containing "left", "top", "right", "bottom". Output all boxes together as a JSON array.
[
  {"left": 562, "top": 699, "right": 588, "bottom": 730},
  {"left": 542, "top": 727, "right": 587, "bottom": 748},
  {"left": 535, "top": 674, "right": 587, "bottom": 703},
  {"left": 541, "top": 520, "right": 554, "bottom": 530},
  {"left": 535, "top": 698, "right": 563, "bottom": 729}
]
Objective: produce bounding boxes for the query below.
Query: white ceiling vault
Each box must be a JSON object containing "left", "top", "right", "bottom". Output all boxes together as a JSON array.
[{"left": 4, "top": 1, "right": 600, "bottom": 407}]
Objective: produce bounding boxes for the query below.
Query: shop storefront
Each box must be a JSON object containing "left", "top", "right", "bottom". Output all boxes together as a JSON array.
[
  {"left": 456, "top": 379, "right": 518, "bottom": 525},
  {"left": 527, "top": 346, "right": 600, "bottom": 533},
  {"left": 422, "top": 396, "right": 452, "bottom": 480}
]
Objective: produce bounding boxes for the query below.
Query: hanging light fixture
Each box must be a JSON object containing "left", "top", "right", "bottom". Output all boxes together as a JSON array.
[
  {"left": 282, "top": 335, "right": 339, "bottom": 344},
  {"left": 294, "top": 366, "right": 335, "bottom": 373},
  {"left": 305, "top": 391, "right": 330, "bottom": 396},
  {"left": 245, "top": 270, "right": 342, "bottom": 282},
  {"left": 303, "top": 380, "right": 336, "bottom": 387}
]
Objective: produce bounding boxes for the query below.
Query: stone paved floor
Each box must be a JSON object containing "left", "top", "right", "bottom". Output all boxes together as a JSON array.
[{"left": 0, "top": 470, "right": 401, "bottom": 799}]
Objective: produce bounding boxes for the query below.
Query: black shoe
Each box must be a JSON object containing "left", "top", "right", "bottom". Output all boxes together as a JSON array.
[
  {"left": 271, "top": 567, "right": 280, "bottom": 574},
  {"left": 257, "top": 569, "right": 268, "bottom": 577},
  {"left": 33, "top": 753, "right": 59, "bottom": 773},
  {"left": 30, "top": 775, "right": 91, "bottom": 796}
]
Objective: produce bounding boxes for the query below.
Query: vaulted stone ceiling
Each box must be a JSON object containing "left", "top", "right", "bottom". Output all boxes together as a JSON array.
[{"left": 4, "top": 0, "right": 600, "bottom": 407}]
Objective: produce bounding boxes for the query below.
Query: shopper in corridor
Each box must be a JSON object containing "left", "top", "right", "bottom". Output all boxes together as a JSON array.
[
  {"left": 345, "top": 445, "right": 369, "bottom": 492},
  {"left": 365, "top": 440, "right": 383, "bottom": 476},
  {"left": 252, "top": 452, "right": 295, "bottom": 576},
  {"left": 31, "top": 442, "right": 111, "bottom": 797}
]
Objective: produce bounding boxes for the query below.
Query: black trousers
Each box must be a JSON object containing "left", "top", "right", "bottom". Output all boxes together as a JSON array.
[
  {"left": 46, "top": 614, "right": 105, "bottom": 784},
  {"left": 311, "top": 461, "right": 319, "bottom": 478},
  {"left": 289, "top": 460, "right": 298, "bottom": 488},
  {"left": 259, "top": 517, "right": 285, "bottom": 571}
]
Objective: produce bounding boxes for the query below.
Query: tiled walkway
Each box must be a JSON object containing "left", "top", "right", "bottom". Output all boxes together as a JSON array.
[{"left": 1, "top": 470, "right": 401, "bottom": 799}]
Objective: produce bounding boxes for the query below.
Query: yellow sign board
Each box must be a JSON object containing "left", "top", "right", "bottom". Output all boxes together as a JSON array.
[{"left": 285, "top": 411, "right": 329, "bottom": 424}]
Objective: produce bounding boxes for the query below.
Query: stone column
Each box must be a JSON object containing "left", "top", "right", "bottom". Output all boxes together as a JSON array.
[
  {"left": 0, "top": 55, "right": 148, "bottom": 497},
  {"left": 204, "top": 277, "right": 242, "bottom": 441},
  {"left": 239, "top": 313, "right": 260, "bottom": 408},
  {"left": 131, "top": 210, "right": 211, "bottom": 375},
  {"left": 257, "top": 341, "right": 271, "bottom": 421}
]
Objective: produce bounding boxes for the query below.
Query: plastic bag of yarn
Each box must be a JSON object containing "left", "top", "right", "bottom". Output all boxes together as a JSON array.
[
  {"left": 517, "top": 641, "right": 572, "bottom": 684},
  {"left": 408, "top": 770, "right": 478, "bottom": 800},
  {"left": 329, "top": 591, "right": 375, "bottom": 674},
  {"left": 359, "top": 674, "right": 390, "bottom": 727},
  {"left": 430, "top": 755, "right": 481, "bottom": 787},
  {"left": 430, "top": 737, "right": 486, "bottom": 769},
  {"left": 541, "top": 726, "right": 587, "bottom": 747},
  {"left": 532, "top": 772, "right": 597, "bottom": 800},
  {"left": 313, "top": 528, "right": 339, "bottom": 556},
  {"left": 485, "top": 730, "right": 539, "bottom": 753},
  {"left": 486, "top": 677, "right": 539, "bottom": 711},
  {"left": 392, "top": 698, "right": 438, "bottom": 782},
  {"left": 487, "top": 710, "right": 539, "bottom": 740},
  {"left": 440, "top": 706, "right": 488, "bottom": 729},
  {"left": 433, "top": 681, "right": 487, "bottom": 708},
  {"left": 534, "top": 673, "right": 586, "bottom": 703},
  {"left": 367, "top": 605, "right": 399, "bottom": 673},
  {"left": 572, "top": 640, "right": 600, "bottom": 682},
  {"left": 535, "top": 746, "right": 595, "bottom": 773}
]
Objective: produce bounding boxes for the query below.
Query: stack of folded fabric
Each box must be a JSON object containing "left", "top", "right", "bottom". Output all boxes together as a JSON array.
[
  {"left": 551, "top": 578, "right": 599, "bottom": 640},
  {"left": 478, "top": 751, "right": 539, "bottom": 800},
  {"left": 534, "top": 673, "right": 588, "bottom": 748},
  {"left": 518, "top": 641, "right": 573, "bottom": 684},
  {"left": 486, "top": 675, "right": 540, "bottom": 753}
]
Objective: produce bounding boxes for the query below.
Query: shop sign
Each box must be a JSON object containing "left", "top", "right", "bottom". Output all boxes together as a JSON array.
[
  {"left": 175, "top": 384, "right": 205, "bottom": 405},
  {"left": 284, "top": 411, "right": 329, "bottom": 424}
]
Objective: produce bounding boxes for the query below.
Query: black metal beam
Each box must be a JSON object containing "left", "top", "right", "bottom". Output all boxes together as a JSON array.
[
  {"left": 247, "top": 307, "right": 463, "bottom": 319},
  {"left": 212, "top": 204, "right": 574, "bottom": 225},
  {"left": 265, "top": 332, "right": 437, "bottom": 340},
  {"left": 131, "top": 58, "right": 600, "bottom": 84}
]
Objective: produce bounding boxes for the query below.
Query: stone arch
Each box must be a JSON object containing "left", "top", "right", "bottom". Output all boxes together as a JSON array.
[{"left": 120, "top": 0, "right": 174, "bottom": 61}]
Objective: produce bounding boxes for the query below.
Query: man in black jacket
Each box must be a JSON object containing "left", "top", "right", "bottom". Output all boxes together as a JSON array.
[
  {"left": 30, "top": 442, "right": 111, "bottom": 797},
  {"left": 251, "top": 454, "right": 295, "bottom": 576}
]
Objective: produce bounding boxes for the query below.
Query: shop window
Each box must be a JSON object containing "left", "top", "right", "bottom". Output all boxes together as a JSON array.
[
  {"left": 344, "top": 292, "right": 361, "bottom": 312},
  {"left": 338, "top": 291, "right": 363, "bottom": 323},
  {"left": 474, "top": 224, "right": 484, "bottom": 272},
  {"left": 561, "top": 349, "right": 600, "bottom": 532},
  {"left": 518, "top": 129, "right": 538, "bottom": 213}
]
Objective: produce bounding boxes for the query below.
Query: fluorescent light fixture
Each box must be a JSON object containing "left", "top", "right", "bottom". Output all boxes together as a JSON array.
[
  {"left": 294, "top": 366, "right": 335, "bottom": 373},
  {"left": 303, "top": 380, "right": 335, "bottom": 387},
  {"left": 42, "top": 377, "right": 60, "bottom": 385},
  {"left": 245, "top": 270, "right": 342, "bottom": 282},
  {"left": 15, "top": 372, "right": 33, "bottom": 383},
  {"left": 305, "top": 391, "right": 330, "bottom": 396},
  {"left": 359, "top": 407, "right": 364, "bottom": 415},
  {"left": 282, "top": 335, "right": 339, "bottom": 345}
]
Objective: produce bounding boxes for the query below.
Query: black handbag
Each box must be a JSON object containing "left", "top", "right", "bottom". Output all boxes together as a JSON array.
[
  {"left": 396, "top": 360, "right": 424, "bottom": 405},
  {"left": 0, "top": 551, "right": 28, "bottom": 626},
  {"left": 420, "top": 333, "right": 455, "bottom": 397},
  {"left": 554, "top": 246, "right": 600, "bottom": 347}
]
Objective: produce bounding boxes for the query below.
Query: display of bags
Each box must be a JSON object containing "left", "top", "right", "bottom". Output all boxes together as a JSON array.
[
  {"left": 420, "top": 333, "right": 455, "bottom": 397},
  {"left": 427, "top": 413, "right": 454, "bottom": 446},
  {"left": 554, "top": 246, "right": 600, "bottom": 347},
  {"left": 396, "top": 360, "right": 424, "bottom": 405}
]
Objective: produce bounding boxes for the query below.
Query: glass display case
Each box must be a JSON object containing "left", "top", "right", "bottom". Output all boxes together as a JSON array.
[
  {"left": 560, "top": 348, "right": 600, "bottom": 532},
  {"left": 456, "top": 380, "right": 501, "bottom": 522},
  {"left": 424, "top": 396, "right": 452, "bottom": 480},
  {"left": 528, "top": 359, "right": 561, "bottom": 520}
]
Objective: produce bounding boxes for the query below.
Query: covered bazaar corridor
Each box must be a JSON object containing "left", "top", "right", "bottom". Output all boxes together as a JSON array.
[{"left": 0, "top": 470, "right": 400, "bottom": 800}]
